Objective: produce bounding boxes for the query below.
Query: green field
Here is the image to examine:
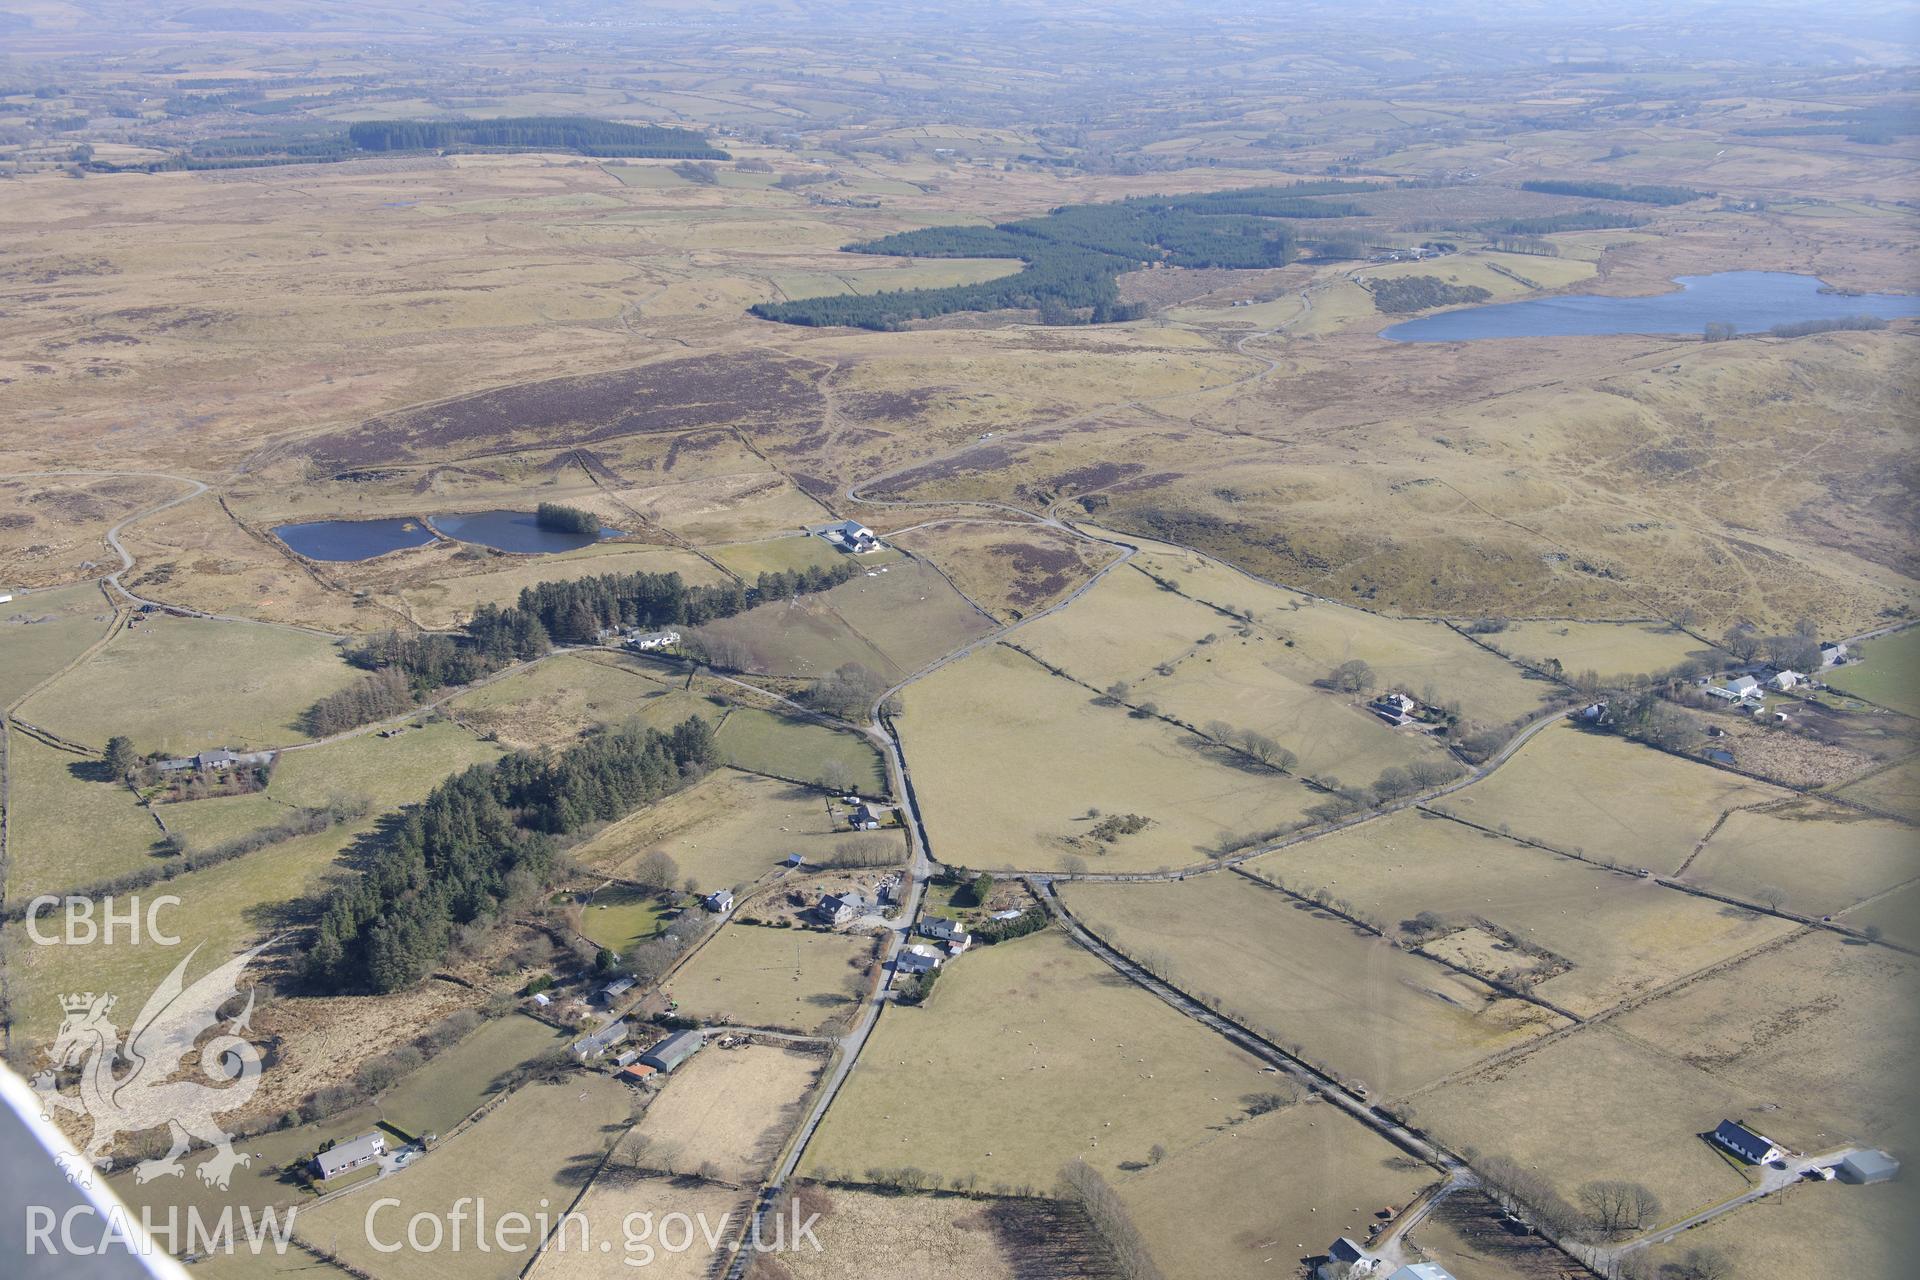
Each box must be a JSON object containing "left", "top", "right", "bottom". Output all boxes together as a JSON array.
[
  {"left": 160, "top": 791, "right": 297, "bottom": 850},
  {"left": 4, "top": 728, "right": 163, "bottom": 899},
  {"left": 6, "top": 815, "right": 371, "bottom": 1043},
  {"left": 801, "top": 928, "right": 1273, "bottom": 1189},
  {"left": 1018, "top": 559, "right": 1444, "bottom": 781},
  {"left": 0, "top": 583, "right": 115, "bottom": 708},
  {"left": 297, "top": 1077, "right": 633, "bottom": 1280},
  {"left": 574, "top": 884, "right": 672, "bottom": 953},
  {"left": 266, "top": 719, "right": 503, "bottom": 810},
  {"left": 17, "top": 615, "right": 360, "bottom": 753},
  {"left": 1636, "top": 1173, "right": 1917, "bottom": 1280},
  {"left": 707, "top": 534, "right": 870, "bottom": 578},
  {"left": 668, "top": 923, "right": 872, "bottom": 1033},
  {"left": 1827, "top": 628, "right": 1920, "bottom": 717},
  {"left": 573, "top": 767, "right": 878, "bottom": 892},
  {"left": 377, "top": 1014, "right": 568, "bottom": 1139},
  {"left": 714, "top": 706, "right": 888, "bottom": 794},
  {"left": 111, "top": 1100, "right": 387, "bottom": 1225},
  {"left": 1113, "top": 536, "right": 1555, "bottom": 726}
]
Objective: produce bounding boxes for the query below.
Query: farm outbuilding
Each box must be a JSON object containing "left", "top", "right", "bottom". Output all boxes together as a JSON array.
[
  {"left": 571, "top": 1019, "right": 630, "bottom": 1061},
  {"left": 1837, "top": 1150, "right": 1899, "bottom": 1184},
  {"left": 640, "top": 1030, "right": 705, "bottom": 1074}
]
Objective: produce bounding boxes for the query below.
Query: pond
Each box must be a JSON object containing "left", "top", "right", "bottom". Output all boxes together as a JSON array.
[
  {"left": 274, "top": 517, "right": 438, "bottom": 562},
  {"left": 427, "top": 509, "right": 619, "bottom": 554},
  {"left": 1381, "top": 271, "right": 1920, "bottom": 342}
]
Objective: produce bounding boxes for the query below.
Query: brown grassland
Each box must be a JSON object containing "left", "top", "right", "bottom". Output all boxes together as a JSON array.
[
  {"left": 898, "top": 642, "right": 1320, "bottom": 872},
  {"left": 297, "top": 1077, "right": 634, "bottom": 1280},
  {"left": 1609, "top": 930, "right": 1920, "bottom": 1159},
  {"left": 772, "top": 1186, "right": 1119, "bottom": 1280},
  {"left": 669, "top": 924, "right": 875, "bottom": 1034},
  {"left": 1432, "top": 721, "right": 1789, "bottom": 871},
  {"left": 1248, "top": 807, "right": 1798, "bottom": 1016},
  {"left": 886, "top": 519, "right": 1121, "bottom": 621},
  {"left": 801, "top": 927, "right": 1288, "bottom": 1190},
  {"left": 1117, "top": 1100, "right": 1436, "bottom": 1278},
  {"left": 1413, "top": 1024, "right": 1762, "bottom": 1218},
  {"left": 2, "top": 20, "right": 1918, "bottom": 1280},
  {"left": 529, "top": 1173, "right": 749, "bottom": 1280},
  {"left": 1680, "top": 798, "right": 1919, "bottom": 919},
  {"left": 1063, "top": 875, "right": 1565, "bottom": 1094},
  {"left": 447, "top": 653, "right": 718, "bottom": 750},
  {"left": 573, "top": 767, "right": 889, "bottom": 892},
  {"left": 626, "top": 1043, "right": 824, "bottom": 1184}
]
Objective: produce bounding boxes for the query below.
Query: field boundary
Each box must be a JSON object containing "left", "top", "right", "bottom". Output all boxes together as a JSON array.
[
  {"left": 1417, "top": 805, "right": 1918, "bottom": 956},
  {"left": 1228, "top": 864, "right": 1587, "bottom": 1023}
]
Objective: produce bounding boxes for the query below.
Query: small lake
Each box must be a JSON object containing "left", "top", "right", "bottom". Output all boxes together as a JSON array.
[
  {"left": 1381, "top": 271, "right": 1920, "bottom": 342},
  {"left": 427, "top": 509, "right": 619, "bottom": 554},
  {"left": 275, "top": 517, "right": 438, "bottom": 562}
]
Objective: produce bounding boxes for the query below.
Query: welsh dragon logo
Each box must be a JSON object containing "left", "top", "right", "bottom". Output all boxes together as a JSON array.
[{"left": 33, "top": 943, "right": 269, "bottom": 1190}]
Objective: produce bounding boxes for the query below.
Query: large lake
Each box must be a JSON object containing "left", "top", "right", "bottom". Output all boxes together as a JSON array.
[
  {"left": 427, "top": 509, "right": 618, "bottom": 554},
  {"left": 1381, "top": 271, "right": 1920, "bottom": 342},
  {"left": 275, "top": 517, "right": 437, "bottom": 561}
]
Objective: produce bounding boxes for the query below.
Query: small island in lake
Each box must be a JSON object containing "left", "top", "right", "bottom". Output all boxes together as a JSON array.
[{"left": 535, "top": 502, "right": 603, "bottom": 536}]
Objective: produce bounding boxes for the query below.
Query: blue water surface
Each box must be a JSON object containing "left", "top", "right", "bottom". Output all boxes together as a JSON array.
[
  {"left": 1382, "top": 271, "right": 1920, "bottom": 342},
  {"left": 427, "top": 509, "right": 619, "bottom": 554},
  {"left": 275, "top": 517, "right": 437, "bottom": 561}
]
